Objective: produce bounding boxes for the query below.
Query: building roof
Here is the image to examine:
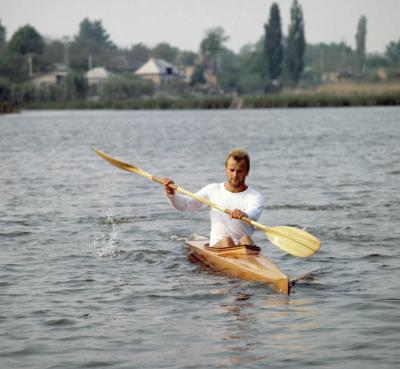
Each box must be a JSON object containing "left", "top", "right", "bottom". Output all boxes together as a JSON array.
[
  {"left": 29, "top": 70, "right": 67, "bottom": 85},
  {"left": 85, "top": 67, "right": 113, "bottom": 80},
  {"left": 135, "top": 58, "right": 180, "bottom": 76}
]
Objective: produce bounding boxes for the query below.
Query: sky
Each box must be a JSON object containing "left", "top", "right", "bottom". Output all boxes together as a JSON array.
[{"left": 1, "top": 0, "right": 399, "bottom": 54}]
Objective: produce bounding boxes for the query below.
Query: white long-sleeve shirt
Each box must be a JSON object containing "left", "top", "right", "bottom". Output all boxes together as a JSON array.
[{"left": 167, "top": 183, "right": 265, "bottom": 246}]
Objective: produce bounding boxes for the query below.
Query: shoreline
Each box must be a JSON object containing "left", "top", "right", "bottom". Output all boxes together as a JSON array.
[
  {"left": 0, "top": 102, "right": 20, "bottom": 114},
  {"left": 21, "top": 92, "right": 400, "bottom": 111}
]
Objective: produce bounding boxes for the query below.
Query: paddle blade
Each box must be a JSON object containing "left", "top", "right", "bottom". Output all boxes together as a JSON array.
[
  {"left": 265, "top": 226, "right": 321, "bottom": 258},
  {"left": 93, "top": 147, "right": 152, "bottom": 180}
]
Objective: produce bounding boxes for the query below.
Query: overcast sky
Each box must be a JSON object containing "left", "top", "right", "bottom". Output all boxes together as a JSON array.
[{"left": 1, "top": 0, "right": 399, "bottom": 54}]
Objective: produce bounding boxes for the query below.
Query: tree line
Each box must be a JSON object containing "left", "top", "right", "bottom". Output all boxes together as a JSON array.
[{"left": 1, "top": 0, "right": 400, "bottom": 107}]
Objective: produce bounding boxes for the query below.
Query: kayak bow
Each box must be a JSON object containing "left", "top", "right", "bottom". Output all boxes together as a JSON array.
[{"left": 186, "top": 235, "right": 290, "bottom": 294}]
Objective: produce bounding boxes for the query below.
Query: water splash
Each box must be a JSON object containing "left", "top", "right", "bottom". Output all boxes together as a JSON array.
[
  {"left": 93, "top": 211, "right": 123, "bottom": 257},
  {"left": 170, "top": 234, "right": 188, "bottom": 242}
]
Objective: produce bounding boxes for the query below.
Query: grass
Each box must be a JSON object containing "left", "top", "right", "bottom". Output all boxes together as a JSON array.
[{"left": 22, "top": 81, "right": 400, "bottom": 110}]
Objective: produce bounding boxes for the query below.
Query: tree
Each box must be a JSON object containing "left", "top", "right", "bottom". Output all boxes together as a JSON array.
[
  {"left": 305, "top": 42, "right": 355, "bottom": 75},
  {"left": 125, "top": 43, "right": 150, "bottom": 69},
  {"left": 63, "top": 72, "right": 88, "bottom": 101},
  {"left": 217, "top": 48, "right": 240, "bottom": 92},
  {"left": 177, "top": 50, "right": 197, "bottom": 66},
  {"left": 42, "top": 39, "right": 65, "bottom": 65},
  {"left": 355, "top": 15, "right": 367, "bottom": 75},
  {"left": 0, "top": 49, "right": 26, "bottom": 82},
  {"left": 151, "top": 42, "right": 179, "bottom": 63},
  {"left": 70, "top": 18, "right": 116, "bottom": 71},
  {"left": 8, "top": 25, "right": 45, "bottom": 55},
  {"left": 385, "top": 39, "right": 400, "bottom": 65},
  {"left": 0, "top": 76, "right": 11, "bottom": 101},
  {"left": 0, "top": 20, "right": 6, "bottom": 48},
  {"left": 190, "top": 65, "right": 206, "bottom": 86},
  {"left": 264, "top": 3, "right": 283, "bottom": 89},
  {"left": 75, "top": 18, "right": 114, "bottom": 48},
  {"left": 238, "top": 41, "right": 265, "bottom": 94},
  {"left": 286, "top": 0, "right": 306, "bottom": 86},
  {"left": 200, "top": 27, "right": 229, "bottom": 73}
]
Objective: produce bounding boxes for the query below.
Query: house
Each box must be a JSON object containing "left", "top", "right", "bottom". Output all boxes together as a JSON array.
[
  {"left": 134, "top": 58, "right": 181, "bottom": 86},
  {"left": 85, "top": 67, "right": 114, "bottom": 85},
  {"left": 29, "top": 70, "right": 67, "bottom": 87}
]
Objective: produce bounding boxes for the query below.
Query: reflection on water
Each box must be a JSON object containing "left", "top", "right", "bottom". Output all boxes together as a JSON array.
[{"left": 212, "top": 287, "right": 319, "bottom": 367}]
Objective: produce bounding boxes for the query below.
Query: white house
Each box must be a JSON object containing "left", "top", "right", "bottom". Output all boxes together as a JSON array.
[
  {"left": 85, "top": 67, "right": 114, "bottom": 85},
  {"left": 134, "top": 58, "right": 181, "bottom": 86}
]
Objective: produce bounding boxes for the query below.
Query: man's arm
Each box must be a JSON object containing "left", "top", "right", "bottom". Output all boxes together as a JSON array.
[
  {"left": 244, "top": 193, "right": 265, "bottom": 221},
  {"left": 161, "top": 177, "right": 205, "bottom": 211}
]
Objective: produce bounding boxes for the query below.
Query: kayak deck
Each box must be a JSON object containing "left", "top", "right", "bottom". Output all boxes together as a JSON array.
[{"left": 185, "top": 235, "right": 289, "bottom": 295}]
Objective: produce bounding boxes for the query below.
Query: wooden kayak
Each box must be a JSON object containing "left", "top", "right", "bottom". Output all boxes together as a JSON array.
[{"left": 185, "top": 235, "right": 290, "bottom": 295}]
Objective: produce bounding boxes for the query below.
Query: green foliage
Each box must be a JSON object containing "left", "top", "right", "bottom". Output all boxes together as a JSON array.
[
  {"left": 264, "top": 3, "right": 283, "bottom": 87},
  {"left": 190, "top": 64, "right": 206, "bottom": 86},
  {"left": 177, "top": 51, "right": 197, "bottom": 66},
  {"left": 10, "top": 82, "right": 36, "bottom": 104},
  {"left": 217, "top": 48, "right": 240, "bottom": 92},
  {"left": 100, "top": 75, "right": 154, "bottom": 100},
  {"left": 385, "top": 39, "right": 400, "bottom": 65},
  {"left": 242, "top": 92, "right": 400, "bottom": 108},
  {"left": 286, "top": 0, "right": 306, "bottom": 86},
  {"left": 200, "top": 27, "right": 229, "bottom": 57},
  {"left": 0, "top": 48, "right": 27, "bottom": 82},
  {"left": 151, "top": 42, "right": 179, "bottom": 63},
  {"left": 355, "top": 15, "right": 367, "bottom": 74},
  {"left": 366, "top": 54, "right": 390, "bottom": 69},
  {"left": 305, "top": 42, "right": 355, "bottom": 75},
  {"left": 69, "top": 18, "right": 116, "bottom": 71},
  {"left": 8, "top": 25, "right": 45, "bottom": 55},
  {"left": 36, "top": 83, "right": 59, "bottom": 102},
  {"left": 237, "top": 42, "right": 265, "bottom": 94},
  {"left": 42, "top": 40, "right": 65, "bottom": 66},
  {"left": 124, "top": 43, "right": 150, "bottom": 69},
  {"left": 200, "top": 27, "right": 229, "bottom": 73},
  {"left": 0, "top": 76, "right": 11, "bottom": 101},
  {"left": 64, "top": 72, "right": 88, "bottom": 100},
  {"left": 3, "top": 9, "right": 400, "bottom": 108},
  {"left": 75, "top": 18, "right": 114, "bottom": 48},
  {"left": 0, "top": 20, "right": 6, "bottom": 48}
]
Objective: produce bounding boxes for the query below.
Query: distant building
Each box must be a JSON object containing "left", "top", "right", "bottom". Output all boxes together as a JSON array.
[
  {"left": 182, "top": 65, "right": 194, "bottom": 84},
  {"left": 29, "top": 70, "right": 67, "bottom": 87},
  {"left": 376, "top": 68, "right": 387, "bottom": 81},
  {"left": 85, "top": 67, "right": 114, "bottom": 85},
  {"left": 135, "top": 58, "right": 181, "bottom": 86},
  {"left": 322, "top": 72, "right": 340, "bottom": 83}
]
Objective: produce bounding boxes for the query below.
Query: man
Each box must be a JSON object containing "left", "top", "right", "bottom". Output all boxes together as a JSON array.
[{"left": 161, "top": 149, "right": 265, "bottom": 248}]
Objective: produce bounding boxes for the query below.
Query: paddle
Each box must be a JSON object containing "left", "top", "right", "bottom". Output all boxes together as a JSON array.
[{"left": 93, "top": 147, "right": 320, "bottom": 258}]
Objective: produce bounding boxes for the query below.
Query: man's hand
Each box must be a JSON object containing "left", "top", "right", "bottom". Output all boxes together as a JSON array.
[
  {"left": 231, "top": 209, "right": 247, "bottom": 220},
  {"left": 161, "top": 177, "right": 176, "bottom": 196}
]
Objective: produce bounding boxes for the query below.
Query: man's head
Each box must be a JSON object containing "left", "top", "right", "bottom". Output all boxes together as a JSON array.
[
  {"left": 225, "top": 149, "right": 250, "bottom": 190},
  {"left": 225, "top": 149, "right": 250, "bottom": 172}
]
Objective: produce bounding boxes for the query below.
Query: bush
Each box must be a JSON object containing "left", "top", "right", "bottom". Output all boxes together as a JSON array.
[
  {"left": 99, "top": 76, "right": 154, "bottom": 100},
  {"left": 0, "top": 77, "right": 11, "bottom": 101}
]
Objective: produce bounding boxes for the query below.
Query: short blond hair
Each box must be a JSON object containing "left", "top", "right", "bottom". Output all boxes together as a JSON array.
[{"left": 225, "top": 149, "right": 250, "bottom": 172}]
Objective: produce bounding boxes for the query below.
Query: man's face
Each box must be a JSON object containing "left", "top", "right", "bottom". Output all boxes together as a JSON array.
[{"left": 225, "top": 157, "right": 249, "bottom": 188}]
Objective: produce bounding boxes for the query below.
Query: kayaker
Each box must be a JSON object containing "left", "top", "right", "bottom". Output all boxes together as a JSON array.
[{"left": 161, "top": 149, "right": 265, "bottom": 248}]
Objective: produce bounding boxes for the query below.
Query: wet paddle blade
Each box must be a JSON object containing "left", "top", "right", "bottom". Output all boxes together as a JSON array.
[
  {"left": 265, "top": 226, "right": 320, "bottom": 258},
  {"left": 93, "top": 147, "right": 153, "bottom": 180}
]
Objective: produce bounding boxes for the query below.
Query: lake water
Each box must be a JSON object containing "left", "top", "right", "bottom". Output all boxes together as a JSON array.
[{"left": 1, "top": 107, "right": 399, "bottom": 369}]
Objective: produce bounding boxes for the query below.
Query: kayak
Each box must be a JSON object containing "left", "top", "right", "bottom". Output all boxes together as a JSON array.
[{"left": 185, "top": 235, "right": 290, "bottom": 295}]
